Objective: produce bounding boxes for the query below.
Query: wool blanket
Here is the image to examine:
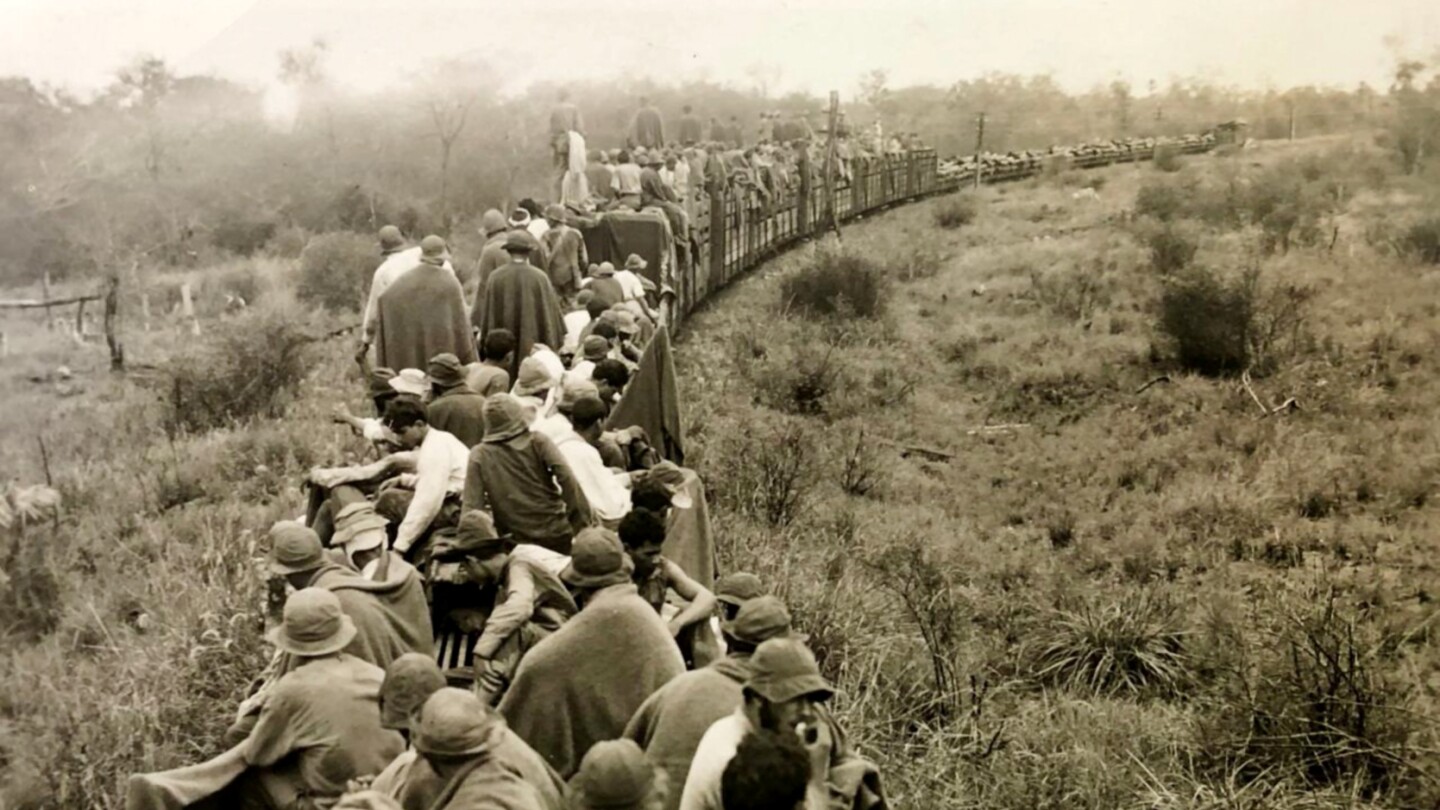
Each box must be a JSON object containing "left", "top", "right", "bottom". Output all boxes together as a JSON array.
[
  {"left": 579, "top": 211, "right": 672, "bottom": 284},
  {"left": 376, "top": 264, "right": 476, "bottom": 372},
  {"left": 498, "top": 583, "right": 684, "bottom": 777},
  {"left": 309, "top": 560, "right": 435, "bottom": 671},
  {"left": 473, "top": 262, "right": 566, "bottom": 381},
  {"left": 124, "top": 743, "right": 248, "bottom": 810},
  {"left": 606, "top": 326, "right": 684, "bottom": 464},
  {"left": 394, "top": 722, "right": 567, "bottom": 810},
  {"left": 663, "top": 467, "right": 714, "bottom": 585},
  {"left": 623, "top": 657, "right": 750, "bottom": 810}
]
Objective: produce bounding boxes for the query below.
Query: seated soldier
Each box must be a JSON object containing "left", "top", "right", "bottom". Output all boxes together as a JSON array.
[
  {"left": 569, "top": 740, "right": 669, "bottom": 810},
  {"left": 720, "top": 731, "right": 810, "bottom": 810},
  {"left": 467, "top": 329, "right": 516, "bottom": 397},
  {"left": 380, "top": 398, "right": 469, "bottom": 560},
  {"left": 365, "top": 654, "right": 448, "bottom": 800},
  {"left": 618, "top": 508, "right": 717, "bottom": 663},
  {"left": 426, "top": 353, "right": 487, "bottom": 448}
]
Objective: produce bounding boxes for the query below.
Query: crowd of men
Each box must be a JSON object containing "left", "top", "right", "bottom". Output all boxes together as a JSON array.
[{"left": 127, "top": 96, "right": 890, "bottom": 810}]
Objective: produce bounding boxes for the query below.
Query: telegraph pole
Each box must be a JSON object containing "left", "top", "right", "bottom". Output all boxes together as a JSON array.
[{"left": 973, "top": 111, "right": 986, "bottom": 190}]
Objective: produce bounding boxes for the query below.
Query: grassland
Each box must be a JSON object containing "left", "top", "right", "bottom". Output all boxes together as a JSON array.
[{"left": 2, "top": 135, "right": 1439, "bottom": 808}]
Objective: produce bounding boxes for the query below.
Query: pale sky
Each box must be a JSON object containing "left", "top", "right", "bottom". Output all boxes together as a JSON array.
[{"left": 0, "top": 0, "right": 1436, "bottom": 99}]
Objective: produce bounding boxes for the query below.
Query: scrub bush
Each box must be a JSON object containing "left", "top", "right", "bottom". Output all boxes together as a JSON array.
[
  {"left": 934, "top": 197, "right": 978, "bottom": 230},
  {"left": 296, "top": 231, "right": 377, "bottom": 312},
  {"left": 780, "top": 250, "right": 888, "bottom": 320},
  {"left": 1030, "top": 589, "right": 1188, "bottom": 696},
  {"left": 1400, "top": 217, "right": 1440, "bottom": 264},
  {"left": 1146, "top": 224, "right": 1199, "bottom": 274},
  {"left": 1158, "top": 265, "right": 1310, "bottom": 377}
]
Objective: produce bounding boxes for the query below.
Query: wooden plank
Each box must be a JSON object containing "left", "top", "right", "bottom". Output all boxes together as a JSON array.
[{"left": 0, "top": 294, "right": 103, "bottom": 309}]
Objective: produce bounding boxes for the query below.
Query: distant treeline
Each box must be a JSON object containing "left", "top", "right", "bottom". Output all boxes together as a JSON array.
[{"left": 0, "top": 49, "right": 1428, "bottom": 285}]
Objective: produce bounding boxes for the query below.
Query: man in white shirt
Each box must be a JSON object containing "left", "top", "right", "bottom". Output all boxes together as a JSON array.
[
  {"left": 549, "top": 395, "right": 632, "bottom": 527},
  {"left": 563, "top": 289, "right": 595, "bottom": 354},
  {"left": 380, "top": 398, "right": 470, "bottom": 558},
  {"left": 615, "top": 254, "right": 651, "bottom": 302},
  {"left": 681, "top": 639, "right": 836, "bottom": 810},
  {"left": 358, "top": 225, "right": 455, "bottom": 364}
]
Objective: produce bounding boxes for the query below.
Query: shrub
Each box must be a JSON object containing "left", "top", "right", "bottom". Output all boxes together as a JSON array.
[
  {"left": 934, "top": 197, "right": 978, "bottom": 230},
  {"left": 753, "top": 345, "right": 847, "bottom": 417},
  {"left": 1201, "top": 593, "right": 1420, "bottom": 797},
  {"left": 780, "top": 250, "right": 887, "bottom": 320},
  {"left": 159, "top": 300, "right": 318, "bottom": 434},
  {"left": 1134, "top": 182, "right": 1185, "bottom": 222},
  {"left": 1399, "top": 218, "right": 1440, "bottom": 264},
  {"left": 1158, "top": 266, "right": 1309, "bottom": 377},
  {"left": 210, "top": 211, "right": 277, "bottom": 257},
  {"left": 266, "top": 225, "right": 310, "bottom": 259},
  {"left": 713, "top": 418, "right": 816, "bottom": 527},
  {"left": 1146, "top": 225, "right": 1199, "bottom": 274},
  {"left": 297, "top": 232, "right": 377, "bottom": 312},
  {"left": 1152, "top": 147, "right": 1183, "bottom": 173},
  {"left": 1031, "top": 589, "right": 1188, "bottom": 696}
]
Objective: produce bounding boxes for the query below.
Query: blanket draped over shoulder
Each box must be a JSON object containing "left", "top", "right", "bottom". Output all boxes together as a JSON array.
[
  {"left": 498, "top": 583, "right": 684, "bottom": 778},
  {"left": 474, "top": 262, "right": 566, "bottom": 380},
  {"left": 606, "top": 327, "right": 684, "bottom": 464},
  {"left": 305, "top": 560, "right": 434, "bottom": 672},
  {"left": 375, "top": 265, "right": 477, "bottom": 372}
]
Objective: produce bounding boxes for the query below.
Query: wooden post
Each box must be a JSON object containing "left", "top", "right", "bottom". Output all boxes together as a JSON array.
[
  {"left": 105, "top": 274, "right": 124, "bottom": 371},
  {"left": 74, "top": 298, "right": 87, "bottom": 338},
  {"left": 42, "top": 271, "right": 54, "bottom": 331},
  {"left": 180, "top": 282, "right": 200, "bottom": 336},
  {"left": 140, "top": 292, "right": 152, "bottom": 332},
  {"left": 1287, "top": 102, "right": 1296, "bottom": 141},
  {"left": 974, "top": 112, "right": 986, "bottom": 190},
  {"left": 822, "top": 90, "right": 842, "bottom": 239},
  {"left": 0, "top": 331, "right": 7, "bottom": 360}
]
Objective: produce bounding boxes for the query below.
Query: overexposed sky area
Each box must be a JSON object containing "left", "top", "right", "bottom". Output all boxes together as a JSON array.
[{"left": 1, "top": 0, "right": 1437, "bottom": 99}]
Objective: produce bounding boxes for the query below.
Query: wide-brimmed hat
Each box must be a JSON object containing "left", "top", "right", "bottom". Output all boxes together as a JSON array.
[
  {"left": 269, "top": 521, "right": 325, "bottom": 576},
  {"left": 558, "top": 377, "right": 601, "bottom": 412},
  {"left": 389, "top": 368, "right": 429, "bottom": 398},
  {"left": 480, "top": 208, "right": 508, "bottom": 237},
  {"left": 543, "top": 203, "right": 569, "bottom": 224},
  {"left": 593, "top": 262, "right": 616, "bottom": 278},
  {"left": 507, "top": 209, "right": 532, "bottom": 228},
  {"left": 412, "top": 687, "right": 504, "bottom": 757},
  {"left": 332, "top": 501, "right": 389, "bottom": 554},
  {"left": 623, "top": 254, "right": 648, "bottom": 272},
  {"left": 368, "top": 367, "right": 398, "bottom": 398},
  {"left": 715, "top": 572, "right": 766, "bottom": 607},
  {"left": 503, "top": 231, "right": 533, "bottom": 254},
  {"left": 512, "top": 356, "right": 558, "bottom": 398},
  {"left": 427, "top": 353, "right": 467, "bottom": 389},
  {"left": 646, "top": 461, "right": 694, "bottom": 509},
  {"left": 268, "top": 588, "right": 357, "bottom": 657},
  {"left": 722, "top": 595, "right": 800, "bottom": 646},
  {"left": 420, "top": 235, "right": 448, "bottom": 263},
  {"left": 612, "top": 310, "right": 640, "bottom": 337},
  {"left": 378, "top": 225, "right": 405, "bottom": 253},
  {"left": 582, "top": 335, "right": 610, "bottom": 362},
  {"left": 380, "top": 653, "right": 447, "bottom": 731},
  {"left": 746, "top": 638, "right": 834, "bottom": 704},
  {"left": 437, "top": 509, "right": 510, "bottom": 560},
  {"left": 569, "top": 739, "right": 659, "bottom": 809},
  {"left": 561, "top": 527, "right": 633, "bottom": 589}
]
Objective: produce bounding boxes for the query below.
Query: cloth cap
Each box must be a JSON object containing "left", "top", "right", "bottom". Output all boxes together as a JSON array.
[
  {"left": 582, "top": 335, "right": 610, "bottom": 361},
  {"left": 380, "top": 653, "right": 447, "bottom": 731},
  {"left": 559, "top": 377, "right": 601, "bottom": 412},
  {"left": 420, "top": 235, "right": 447, "bottom": 262},
  {"left": 389, "top": 368, "right": 429, "bottom": 398},
  {"left": 513, "top": 356, "right": 558, "bottom": 397},
  {"left": 269, "top": 521, "right": 325, "bottom": 576},
  {"left": 374, "top": 488, "right": 410, "bottom": 525},
  {"left": 646, "top": 461, "right": 694, "bottom": 509},
  {"left": 332, "top": 501, "right": 389, "bottom": 554},
  {"left": 561, "top": 527, "right": 633, "bottom": 589},
  {"left": 746, "top": 639, "right": 834, "bottom": 704},
  {"left": 368, "top": 366, "right": 398, "bottom": 398},
  {"left": 480, "top": 209, "right": 508, "bottom": 237},
  {"left": 722, "top": 595, "right": 795, "bottom": 645},
  {"left": 503, "top": 231, "right": 533, "bottom": 254},
  {"left": 507, "top": 209, "right": 532, "bottom": 228},
  {"left": 482, "top": 393, "right": 529, "bottom": 443},
  {"left": 413, "top": 688, "right": 503, "bottom": 757},
  {"left": 715, "top": 572, "right": 766, "bottom": 606},
  {"left": 543, "top": 203, "right": 568, "bottom": 223},
  {"left": 378, "top": 225, "right": 404, "bottom": 251},
  {"left": 594, "top": 262, "right": 616, "bottom": 277},
  {"left": 570, "top": 739, "right": 658, "bottom": 809},
  {"left": 623, "top": 254, "right": 648, "bottom": 271},
  {"left": 268, "top": 588, "right": 357, "bottom": 657},
  {"left": 427, "top": 353, "right": 467, "bottom": 389}
]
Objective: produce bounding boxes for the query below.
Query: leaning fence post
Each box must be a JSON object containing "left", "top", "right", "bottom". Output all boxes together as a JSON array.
[
  {"left": 180, "top": 282, "right": 200, "bottom": 336},
  {"left": 105, "top": 274, "right": 124, "bottom": 372}
]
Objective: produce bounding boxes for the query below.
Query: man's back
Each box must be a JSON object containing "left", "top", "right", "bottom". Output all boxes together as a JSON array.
[
  {"left": 427, "top": 389, "right": 488, "bottom": 448},
  {"left": 625, "top": 659, "right": 750, "bottom": 810}
]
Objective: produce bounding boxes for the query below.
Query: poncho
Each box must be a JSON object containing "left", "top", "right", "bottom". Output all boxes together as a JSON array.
[
  {"left": 308, "top": 560, "right": 434, "bottom": 671},
  {"left": 498, "top": 583, "right": 684, "bottom": 778},
  {"left": 394, "top": 722, "right": 566, "bottom": 810},
  {"left": 375, "top": 263, "right": 476, "bottom": 373},
  {"left": 623, "top": 657, "right": 750, "bottom": 810},
  {"left": 473, "top": 261, "right": 566, "bottom": 381},
  {"left": 607, "top": 326, "right": 684, "bottom": 464}
]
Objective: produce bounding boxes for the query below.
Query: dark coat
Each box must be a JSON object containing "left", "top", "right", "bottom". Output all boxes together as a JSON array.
[
  {"left": 474, "top": 260, "right": 566, "bottom": 378},
  {"left": 375, "top": 263, "right": 476, "bottom": 372},
  {"left": 427, "top": 388, "right": 489, "bottom": 448}
]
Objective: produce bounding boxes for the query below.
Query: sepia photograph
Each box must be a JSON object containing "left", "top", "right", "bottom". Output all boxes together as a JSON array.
[{"left": 1, "top": 0, "right": 1439, "bottom": 807}]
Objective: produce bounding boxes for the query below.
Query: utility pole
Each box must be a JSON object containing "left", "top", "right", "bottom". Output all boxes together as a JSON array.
[
  {"left": 1287, "top": 101, "right": 1296, "bottom": 141},
  {"left": 973, "top": 111, "right": 986, "bottom": 190},
  {"left": 822, "top": 90, "right": 842, "bottom": 239}
]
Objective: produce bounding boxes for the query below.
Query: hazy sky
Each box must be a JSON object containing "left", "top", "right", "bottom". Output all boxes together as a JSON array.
[{"left": 1, "top": 0, "right": 1437, "bottom": 99}]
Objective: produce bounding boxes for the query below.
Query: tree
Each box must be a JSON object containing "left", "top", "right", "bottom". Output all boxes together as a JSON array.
[
  {"left": 1110, "top": 79, "right": 1132, "bottom": 136},
  {"left": 744, "top": 62, "right": 782, "bottom": 100},
  {"left": 278, "top": 38, "right": 335, "bottom": 150},
  {"left": 111, "top": 56, "right": 175, "bottom": 181},
  {"left": 414, "top": 57, "right": 496, "bottom": 229}
]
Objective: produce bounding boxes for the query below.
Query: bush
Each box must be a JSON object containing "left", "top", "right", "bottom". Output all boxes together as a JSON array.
[
  {"left": 159, "top": 300, "right": 318, "bottom": 434},
  {"left": 210, "top": 211, "right": 277, "bottom": 257},
  {"left": 713, "top": 418, "right": 816, "bottom": 527},
  {"left": 1399, "top": 218, "right": 1440, "bottom": 264},
  {"left": 1030, "top": 589, "right": 1188, "bottom": 696},
  {"left": 934, "top": 197, "right": 978, "bottom": 230},
  {"left": 1152, "top": 146, "right": 1183, "bottom": 173},
  {"left": 752, "top": 345, "right": 848, "bottom": 417},
  {"left": 266, "top": 225, "right": 310, "bottom": 259},
  {"left": 297, "top": 232, "right": 377, "bottom": 312},
  {"left": 1158, "top": 266, "right": 1310, "bottom": 377},
  {"left": 1146, "top": 225, "right": 1199, "bottom": 274},
  {"left": 780, "top": 250, "right": 887, "bottom": 320},
  {"left": 1135, "top": 182, "right": 1185, "bottom": 222}
]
